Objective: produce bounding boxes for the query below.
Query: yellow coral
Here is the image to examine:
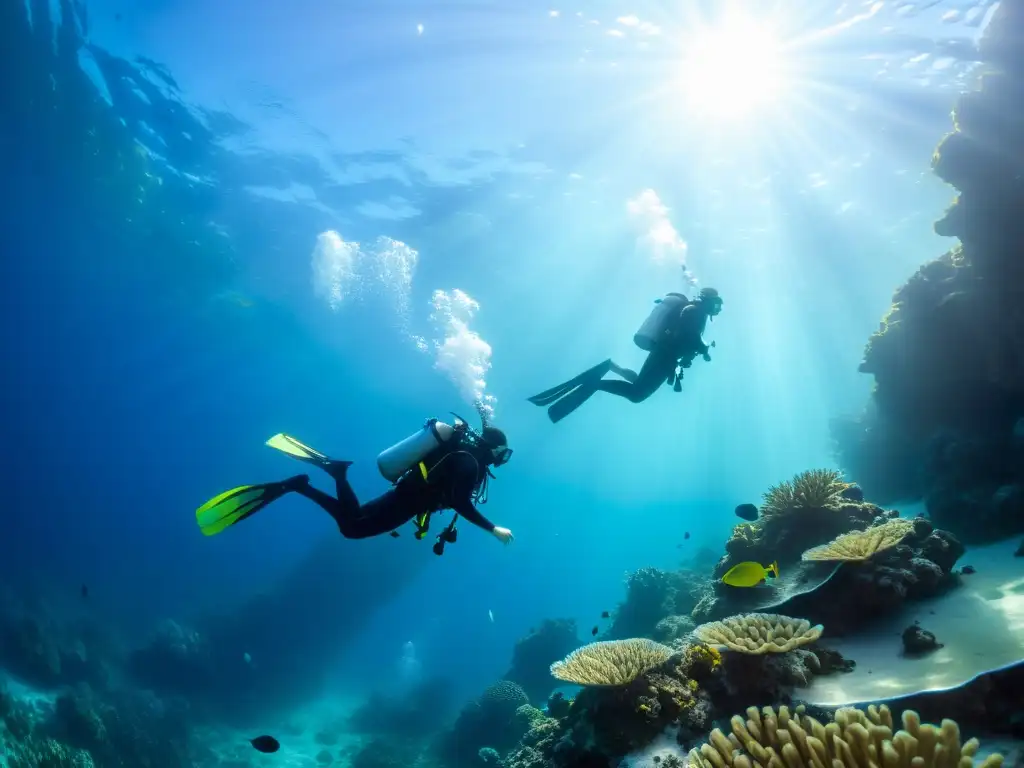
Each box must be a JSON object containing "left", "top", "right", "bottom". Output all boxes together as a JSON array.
[
  {"left": 801, "top": 518, "right": 915, "bottom": 562},
  {"left": 549, "top": 639, "right": 674, "bottom": 687},
  {"left": 684, "top": 642, "right": 723, "bottom": 671},
  {"left": 761, "top": 469, "right": 850, "bottom": 518},
  {"left": 693, "top": 614, "right": 822, "bottom": 655},
  {"left": 688, "top": 703, "right": 1003, "bottom": 768}
]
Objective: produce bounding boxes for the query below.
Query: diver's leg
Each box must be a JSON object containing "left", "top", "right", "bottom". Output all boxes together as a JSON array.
[
  {"left": 608, "top": 361, "right": 639, "bottom": 384},
  {"left": 594, "top": 350, "right": 675, "bottom": 403},
  {"left": 331, "top": 491, "right": 414, "bottom": 539},
  {"left": 528, "top": 359, "right": 614, "bottom": 406}
]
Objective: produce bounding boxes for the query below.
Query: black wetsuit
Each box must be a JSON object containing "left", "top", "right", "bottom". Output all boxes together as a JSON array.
[
  {"left": 295, "top": 450, "right": 496, "bottom": 539},
  {"left": 604, "top": 303, "right": 711, "bottom": 402},
  {"left": 532, "top": 302, "right": 713, "bottom": 423}
]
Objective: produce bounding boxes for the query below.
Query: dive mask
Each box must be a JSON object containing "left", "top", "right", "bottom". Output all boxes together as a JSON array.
[{"left": 491, "top": 445, "right": 513, "bottom": 466}]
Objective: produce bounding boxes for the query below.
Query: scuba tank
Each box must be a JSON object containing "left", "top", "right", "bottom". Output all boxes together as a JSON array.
[
  {"left": 377, "top": 418, "right": 460, "bottom": 482},
  {"left": 633, "top": 292, "right": 690, "bottom": 351}
]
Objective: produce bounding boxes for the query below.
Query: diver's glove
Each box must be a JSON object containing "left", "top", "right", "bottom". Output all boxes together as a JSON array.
[
  {"left": 492, "top": 526, "right": 515, "bottom": 545},
  {"left": 702, "top": 340, "right": 716, "bottom": 363}
]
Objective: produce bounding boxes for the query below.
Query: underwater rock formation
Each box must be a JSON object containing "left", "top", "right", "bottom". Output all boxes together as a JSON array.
[
  {"left": 0, "top": 593, "right": 116, "bottom": 692},
  {"left": 434, "top": 680, "right": 532, "bottom": 765},
  {"left": 604, "top": 567, "right": 708, "bottom": 641},
  {"left": 831, "top": 0, "right": 1024, "bottom": 544},
  {"left": 901, "top": 622, "right": 944, "bottom": 656},
  {"left": 758, "top": 517, "right": 964, "bottom": 634},
  {"left": 503, "top": 619, "right": 580, "bottom": 704},
  {"left": 0, "top": 679, "right": 193, "bottom": 768}
]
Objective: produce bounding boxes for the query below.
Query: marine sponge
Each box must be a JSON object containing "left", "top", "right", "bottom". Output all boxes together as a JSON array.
[
  {"left": 802, "top": 518, "right": 915, "bottom": 562},
  {"left": 549, "top": 639, "right": 674, "bottom": 687},
  {"left": 688, "top": 703, "right": 1003, "bottom": 768},
  {"left": 693, "top": 613, "right": 823, "bottom": 654},
  {"left": 761, "top": 469, "right": 850, "bottom": 518}
]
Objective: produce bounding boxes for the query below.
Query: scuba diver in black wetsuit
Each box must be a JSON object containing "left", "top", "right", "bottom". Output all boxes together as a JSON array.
[
  {"left": 528, "top": 287, "right": 723, "bottom": 424},
  {"left": 196, "top": 416, "right": 515, "bottom": 555}
]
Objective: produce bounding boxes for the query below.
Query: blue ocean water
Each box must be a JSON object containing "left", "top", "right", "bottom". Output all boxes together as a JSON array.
[{"left": 2, "top": 0, "right": 1019, "bottom": 765}]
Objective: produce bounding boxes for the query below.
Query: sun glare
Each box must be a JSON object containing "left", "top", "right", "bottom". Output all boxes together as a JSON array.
[{"left": 678, "top": 16, "right": 788, "bottom": 122}]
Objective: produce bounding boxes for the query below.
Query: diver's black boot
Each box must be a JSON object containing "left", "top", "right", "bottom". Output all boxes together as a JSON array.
[
  {"left": 322, "top": 460, "right": 354, "bottom": 482},
  {"left": 283, "top": 474, "right": 311, "bottom": 491}
]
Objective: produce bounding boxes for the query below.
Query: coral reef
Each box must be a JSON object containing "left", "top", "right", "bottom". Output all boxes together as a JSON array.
[
  {"left": 501, "top": 640, "right": 856, "bottom": 768},
  {"left": 654, "top": 615, "right": 696, "bottom": 646},
  {"left": 693, "top": 614, "right": 823, "bottom": 655},
  {"left": 434, "top": 680, "right": 531, "bottom": 765},
  {"left": 760, "top": 470, "right": 852, "bottom": 519},
  {"left": 0, "top": 680, "right": 192, "bottom": 768},
  {"left": 604, "top": 568, "right": 708, "bottom": 641},
  {"left": 126, "top": 619, "right": 213, "bottom": 700},
  {"left": 553, "top": 643, "right": 721, "bottom": 759},
  {"left": 716, "top": 472, "right": 897, "bottom": 579},
  {"left": 696, "top": 478, "right": 963, "bottom": 632},
  {"left": 503, "top": 619, "right": 580, "bottom": 704},
  {"left": 770, "top": 517, "right": 964, "bottom": 634},
  {"left": 688, "top": 704, "right": 1003, "bottom": 768},
  {"left": 0, "top": 595, "right": 114, "bottom": 691},
  {"left": 802, "top": 519, "right": 914, "bottom": 562},
  {"left": 830, "top": 0, "right": 1024, "bottom": 545},
  {"left": 550, "top": 639, "right": 675, "bottom": 687}
]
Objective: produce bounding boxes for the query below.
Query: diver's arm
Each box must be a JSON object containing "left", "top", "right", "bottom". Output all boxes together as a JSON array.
[
  {"left": 449, "top": 454, "right": 497, "bottom": 533},
  {"left": 452, "top": 497, "right": 497, "bottom": 533}
]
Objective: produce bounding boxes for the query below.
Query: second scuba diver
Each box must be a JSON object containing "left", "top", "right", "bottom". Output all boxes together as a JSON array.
[
  {"left": 528, "top": 287, "right": 724, "bottom": 423},
  {"left": 196, "top": 416, "right": 515, "bottom": 555}
]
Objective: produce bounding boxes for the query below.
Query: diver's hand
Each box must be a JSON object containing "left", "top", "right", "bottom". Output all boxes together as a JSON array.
[{"left": 492, "top": 526, "right": 515, "bottom": 545}]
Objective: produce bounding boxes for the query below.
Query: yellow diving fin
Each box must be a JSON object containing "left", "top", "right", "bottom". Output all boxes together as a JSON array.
[
  {"left": 265, "top": 433, "right": 331, "bottom": 467},
  {"left": 196, "top": 483, "right": 287, "bottom": 536}
]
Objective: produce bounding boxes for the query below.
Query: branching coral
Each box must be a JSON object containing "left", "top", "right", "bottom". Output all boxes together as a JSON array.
[
  {"left": 693, "top": 614, "right": 822, "bottom": 655},
  {"left": 761, "top": 470, "right": 850, "bottom": 518},
  {"left": 802, "top": 519, "right": 915, "bottom": 562},
  {"left": 549, "top": 639, "right": 674, "bottom": 687},
  {"left": 688, "top": 703, "right": 1003, "bottom": 768}
]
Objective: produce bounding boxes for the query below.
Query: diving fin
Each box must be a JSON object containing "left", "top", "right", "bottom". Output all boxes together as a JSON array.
[
  {"left": 266, "top": 433, "right": 353, "bottom": 480},
  {"left": 196, "top": 475, "right": 308, "bottom": 536},
  {"left": 547, "top": 380, "right": 599, "bottom": 424},
  {"left": 266, "top": 433, "right": 331, "bottom": 466},
  {"left": 527, "top": 360, "right": 613, "bottom": 407}
]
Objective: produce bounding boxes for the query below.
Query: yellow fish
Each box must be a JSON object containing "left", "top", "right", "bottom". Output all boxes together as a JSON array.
[{"left": 721, "top": 560, "right": 779, "bottom": 587}]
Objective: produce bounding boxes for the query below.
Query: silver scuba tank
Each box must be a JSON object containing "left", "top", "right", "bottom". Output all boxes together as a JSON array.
[
  {"left": 376, "top": 419, "right": 457, "bottom": 482},
  {"left": 633, "top": 292, "right": 689, "bottom": 351}
]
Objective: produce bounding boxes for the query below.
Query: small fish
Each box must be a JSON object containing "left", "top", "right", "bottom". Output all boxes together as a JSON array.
[
  {"left": 684, "top": 531, "right": 690, "bottom": 540},
  {"left": 250, "top": 735, "right": 280, "bottom": 753},
  {"left": 80, "top": 584, "right": 88, "bottom": 600},
  {"left": 243, "top": 652, "right": 252, "bottom": 665},
  {"left": 488, "top": 609, "right": 495, "bottom": 623},
  {"left": 591, "top": 626, "right": 599, "bottom": 636},
  {"left": 721, "top": 560, "right": 779, "bottom": 588},
  {"left": 389, "top": 531, "right": 400, "bottom": 538},
  {"left": 735, "top": 504, "right": 759, "bottom": 522},
  {"left": 960, "top": 565, "right": 975, "bottom": 575},
  {"left": 601, "top": 611, "right": 610, "bottom": 619}
]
